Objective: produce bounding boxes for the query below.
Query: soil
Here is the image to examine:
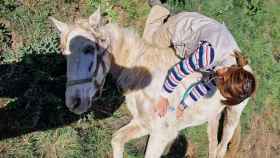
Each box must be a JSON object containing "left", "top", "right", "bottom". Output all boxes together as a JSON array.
[{"left": 238, "top": 108, "right": 280, "bottom": 158}]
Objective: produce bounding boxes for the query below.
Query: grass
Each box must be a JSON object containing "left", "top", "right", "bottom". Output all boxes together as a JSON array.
[{"left": 0, "top": 0, "right": 279, "bottom": 158}]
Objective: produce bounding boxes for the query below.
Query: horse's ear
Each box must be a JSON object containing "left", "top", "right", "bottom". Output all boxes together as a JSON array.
[
  {"left": 49, "top": 17, "right": 69, "bottom": 33},
  {"left": 89, "top": 7, "right": 102, "bottom": 28}
]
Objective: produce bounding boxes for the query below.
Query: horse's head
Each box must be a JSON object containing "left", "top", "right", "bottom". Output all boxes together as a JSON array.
[{"left": 50, "top": 9, "right": 111, "bottom": 114}]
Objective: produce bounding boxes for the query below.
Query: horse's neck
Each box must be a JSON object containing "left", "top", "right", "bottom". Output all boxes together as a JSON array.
[
  {"left": 104, "top": 24, "right": 178, "bottom": 91},
  {"left": 104, "top": 24, "right": 140, "bottom": 67}
]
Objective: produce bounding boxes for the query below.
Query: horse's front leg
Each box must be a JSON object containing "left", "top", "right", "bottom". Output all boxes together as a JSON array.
[
  {"left": 111, "top": 119, "right": 148, "bottom": 158},
  {"left": 216, "top": 101, "right": 247, "bottom": 158},
  {"left": 207, "top": 113, "right": 221, "bottom": 158},
  {"left": 145, "top": 131, "right": 178, "bottom": 158}
]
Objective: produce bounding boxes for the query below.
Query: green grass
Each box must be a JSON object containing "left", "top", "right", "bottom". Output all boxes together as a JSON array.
[{"left": 0, "top": 0, "right": 279, "bottom": 157}]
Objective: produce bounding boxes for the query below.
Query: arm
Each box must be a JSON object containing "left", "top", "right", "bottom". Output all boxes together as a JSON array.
[
  {"left": 180, "top": 81, "right": 215, "bottom": 108},
  {"left": 157, "top": 41, "right": 215, "bottom": 117},
  {"left": 176, "top": 81, "right": 215, "bottom": 119},
  {"left": 161, "top": 41, "right": 215, "bottom": 98}
]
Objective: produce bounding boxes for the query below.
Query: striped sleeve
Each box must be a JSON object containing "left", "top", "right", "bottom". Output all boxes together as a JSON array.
[
  {"left": 160, "top": 41, "right": 215, "bottom": 98},
  {"left": 181, "top": 81, "right": 215, "bottom": 108}
]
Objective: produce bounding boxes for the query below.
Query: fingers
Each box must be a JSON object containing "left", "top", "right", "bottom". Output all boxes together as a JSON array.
[
  {"left": 162, "top": 103, "right": 167, "bottom": 117},
  {"left": 176, "top": 108, "right": 184, "bottom": 120},
  {"left": 176, "top": 110, "right": 179, "bottom": 119},
  {"left": 176, "top": 112, "right": 182, "bottom": 119},
  {"left": 158, "top": 104, "right": 167, "bottom": 117},
  {"left": 153, "top": 103, "right": 158, "bottom": 113},
  {"left": 153, "top": 97, "right": 169, "bottom": 118}
]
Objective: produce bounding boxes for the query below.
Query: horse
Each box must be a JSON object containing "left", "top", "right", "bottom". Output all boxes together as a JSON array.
[{"left": 50, "top": 9, "right": 251, "bottom": 158}]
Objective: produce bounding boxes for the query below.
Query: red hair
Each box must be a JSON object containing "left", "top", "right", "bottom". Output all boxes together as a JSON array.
[{"left": 217, "top": 51, "right": 257, "bottom": 106}]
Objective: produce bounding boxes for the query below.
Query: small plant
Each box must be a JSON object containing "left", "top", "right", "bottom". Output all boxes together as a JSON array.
[
  {"left": 78, "top": 126, "right": 112, "bottom": 157},
  {"left": 0, "top": 23, "right": 12, "bottom": 49},
  {"left": 0, "top": 0, "right": 18, "bottom": 17},
  {"left": 244, "top": 0, "right": 263, "bottom": 16},
  {"left": 0, "top": 23, "right": 16, "bottom": 64}
]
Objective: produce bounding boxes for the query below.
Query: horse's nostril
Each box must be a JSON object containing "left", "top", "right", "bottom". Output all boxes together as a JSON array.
[{"left": 73, "top": 97, "right": 81, "bottom": 109}]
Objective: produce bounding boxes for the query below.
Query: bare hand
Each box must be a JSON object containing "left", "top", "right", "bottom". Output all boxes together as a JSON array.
[
  {"left": 176, "top": 104, "right": 185, "bottom": 119},
  {"left": 154, "top": 96, "right": 169, "bottom": 117}
]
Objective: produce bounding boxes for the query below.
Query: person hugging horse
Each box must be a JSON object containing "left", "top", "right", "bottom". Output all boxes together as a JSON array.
[{"left": 143, "top": 1, "right": 256, "bottom": 119}]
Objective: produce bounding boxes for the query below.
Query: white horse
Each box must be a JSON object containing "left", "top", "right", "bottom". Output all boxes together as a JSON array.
[{"left": 50, "top": 9, "right": 251, "bottom": 158}]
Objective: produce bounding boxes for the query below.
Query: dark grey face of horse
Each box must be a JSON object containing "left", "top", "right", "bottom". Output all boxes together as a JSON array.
[
  {"left": 65, "top": 35, "right": 100, "bottom": 114},
  {"left": 50, "top": 10, "right": 110, "bottom": 114}
]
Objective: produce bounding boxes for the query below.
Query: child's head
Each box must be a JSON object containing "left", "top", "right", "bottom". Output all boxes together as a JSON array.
[{"left": 216, "top": 51, "right": 256, "bottom": 106}]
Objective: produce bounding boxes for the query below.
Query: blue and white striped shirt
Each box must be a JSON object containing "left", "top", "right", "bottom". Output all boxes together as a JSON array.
[{"left": 161, "top": 41, "right": 216, "bottom": 107}]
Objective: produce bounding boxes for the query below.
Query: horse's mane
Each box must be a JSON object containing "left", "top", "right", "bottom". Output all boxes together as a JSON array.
[{"left": 103, "top": 23, "right": 178, "bottom": 92}]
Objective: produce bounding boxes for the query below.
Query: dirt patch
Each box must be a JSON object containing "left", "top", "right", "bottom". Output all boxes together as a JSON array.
[
  {"left": 111, "top": 0, "right": 148, "bottom": 33},
  {"left": 185, "top": 140, "right": 197, "bottom": 158},
  {"left": 112, "top": 4, "right": 129, "bottom": 25},
  {"left": 11, "top": 31, "right": 23, "bottom": 51},
  {"left": 238, "top": 105, "right": 280, "bottom": 158}
]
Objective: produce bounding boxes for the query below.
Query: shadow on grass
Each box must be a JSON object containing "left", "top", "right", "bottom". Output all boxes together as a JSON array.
[{"left": 0, "top": 53, "right": 124, "bottom": 140}]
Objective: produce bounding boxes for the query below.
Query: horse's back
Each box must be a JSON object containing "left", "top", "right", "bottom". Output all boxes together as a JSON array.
[{"left": 129, "top": 71, "right": 225, "bottom": 132}]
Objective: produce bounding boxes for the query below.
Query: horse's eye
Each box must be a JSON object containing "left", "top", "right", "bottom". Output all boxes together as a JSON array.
[
  {"left": 100, "top": 38, "right": 106, "bottom": 43},
  {"left": 83, "top": 45, "right": 95, "bottom": 54}
]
